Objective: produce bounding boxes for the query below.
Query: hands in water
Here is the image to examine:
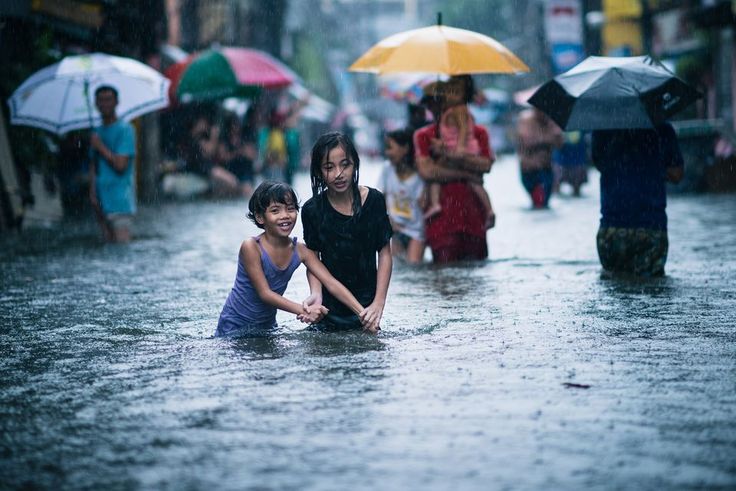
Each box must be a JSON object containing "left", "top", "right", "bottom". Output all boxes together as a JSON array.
[
  {"left": 359, "top": 303, "right": 382, "bottom": 334},
  {"left": 301, "top": 294, "right": 380, "bottom": 334}
]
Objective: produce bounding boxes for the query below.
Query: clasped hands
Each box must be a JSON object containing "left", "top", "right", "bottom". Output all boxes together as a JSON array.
[
  {"left": 296, "top": 304, "right": 329, "bottom": 324},
  {"left": 299, "top": 294, "right": 381, "bottom": 334}
]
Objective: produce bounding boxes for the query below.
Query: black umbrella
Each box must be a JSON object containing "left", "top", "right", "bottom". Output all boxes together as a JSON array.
[{"left": 528, "top": 56, "right": 701, "bottom": 130}]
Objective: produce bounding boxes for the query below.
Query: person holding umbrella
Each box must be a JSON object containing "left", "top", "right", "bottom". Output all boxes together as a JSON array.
[
  {"left": 7, "top": 52, "right": 170, "bottom": 239},
  {"left": 528, "top": 56, "right": 699, "bottom": 276},
  {"left": 592, "top": 124, "right": 684, "bottom": 277},
  {"left": 88, "top": 85, "right": 136, "bottom": 243}
]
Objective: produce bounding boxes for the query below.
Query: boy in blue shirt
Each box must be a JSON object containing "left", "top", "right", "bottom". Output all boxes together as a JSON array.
[
  {"left": 592, "top": 123, "right": 684, "bottom": 276},
  {"left": 89, "top": 85, "right": 136, "bottom": 243}
]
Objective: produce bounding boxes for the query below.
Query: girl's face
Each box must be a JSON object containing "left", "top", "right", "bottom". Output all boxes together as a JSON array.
[
  {"left": 321, "top": 145, "right": 354, "bottom": 194},
  {"left": 257, "top": 200, "right": 298, "bottom": 238},
  {"left": 384, "top": 137, "right": 408, "bottom": 166}
]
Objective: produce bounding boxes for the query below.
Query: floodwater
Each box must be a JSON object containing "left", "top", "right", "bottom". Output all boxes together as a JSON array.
[{"left": 1, "top": 156, "right": 735, "bottom": 490}]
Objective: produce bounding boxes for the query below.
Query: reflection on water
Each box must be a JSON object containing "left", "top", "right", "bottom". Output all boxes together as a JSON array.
[{"left": 1, "top": 161, "right": 735, "bottom": 489}]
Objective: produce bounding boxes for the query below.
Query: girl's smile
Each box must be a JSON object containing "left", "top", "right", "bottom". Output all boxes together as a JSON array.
[{"left": 258, "top": 201, "right": 298, "bottom": 237}]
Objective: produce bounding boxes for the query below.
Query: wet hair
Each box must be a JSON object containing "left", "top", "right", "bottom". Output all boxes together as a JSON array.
[
  {"left": 247, "top": 181, "right": 300, "bottom": 229},
  {"left": 386, "top": 128, "right": 416, "bottom": 169},
  {"left": 310, "top": 131, "right": 362, "bottom": 215},
  {"left": 94, "top": 85, "right": 118, "bottom": 100},
  {"left": 448, "top": 75, "right": 475, "bottom": 104}
]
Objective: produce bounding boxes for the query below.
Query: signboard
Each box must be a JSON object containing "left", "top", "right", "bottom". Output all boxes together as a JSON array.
[
  {"left": 545, "top": 0, "right": 585, "bottom": 74},
  {"left": 551, "top": 43, "right": 585, "bottom": 73},
  {"left": 31, "top": 0, "right": 104, "bottom": 29},
  {"left": 652, "top": 8, "right": 702, "bottom": 57},
  {"left": 544, "top": 0, "right": 583, "bottom": 44}
]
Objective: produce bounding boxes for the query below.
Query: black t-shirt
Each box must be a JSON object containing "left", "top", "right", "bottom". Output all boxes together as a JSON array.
[{"left": 302, "top": 187, "right": 393, "bottom": 324}]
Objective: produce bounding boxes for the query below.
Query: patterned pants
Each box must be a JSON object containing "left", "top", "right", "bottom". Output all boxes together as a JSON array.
[{"left": 596, "top": 226, "right": 669, "bottom": 277}]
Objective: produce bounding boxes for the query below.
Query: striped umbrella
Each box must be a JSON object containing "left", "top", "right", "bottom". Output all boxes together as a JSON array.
[{"left": 165, "top": 47, "right": 299, "bottom": 103}]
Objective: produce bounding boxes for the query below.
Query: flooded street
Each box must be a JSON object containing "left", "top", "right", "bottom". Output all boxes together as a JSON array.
[{"left": 1, "top": 156, "right": 735, "bottom": 490}]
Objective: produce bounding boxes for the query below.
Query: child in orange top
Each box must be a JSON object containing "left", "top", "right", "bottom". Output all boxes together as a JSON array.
[{"left": 424, "top": 77, "right": 495, "bottom": 229}]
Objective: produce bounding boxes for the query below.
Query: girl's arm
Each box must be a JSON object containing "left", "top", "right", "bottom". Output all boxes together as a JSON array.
[
  {"left": 359, "top": 243, "right": 392, "bottom": 331},
  {"left": 303, "top": 269, "right": 323, "bottom": 309},
  {"left": 298, "top": 244, "right": 370, "bottom": 321},
  {"left": 240, "top": 239, "right": 305, "bottom": 316}
]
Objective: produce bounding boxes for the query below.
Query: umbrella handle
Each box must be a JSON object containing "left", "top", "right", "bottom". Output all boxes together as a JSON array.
[{"left": 83, "top": 79, "right": 95, "bottom": 129}]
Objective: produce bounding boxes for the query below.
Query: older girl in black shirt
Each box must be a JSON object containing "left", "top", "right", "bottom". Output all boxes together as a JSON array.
[{"left": 301, "top": 132, "right": 393, "bottom": 332}]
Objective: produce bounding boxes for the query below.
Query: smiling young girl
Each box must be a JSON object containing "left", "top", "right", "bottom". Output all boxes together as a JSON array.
[
  {"left": 215, "top": 181, "right": 371, "bottom": 337},
  {"left": 301, "top": 132, "right": 393, "bottom": 332}
]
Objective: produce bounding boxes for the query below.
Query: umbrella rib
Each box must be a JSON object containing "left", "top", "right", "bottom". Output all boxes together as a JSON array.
[
  {"left": 57, "top": 78, "right": 75, "bottom": 134},
  {"left": 609, "top": 68, "right": 655, "bottom": 126}
]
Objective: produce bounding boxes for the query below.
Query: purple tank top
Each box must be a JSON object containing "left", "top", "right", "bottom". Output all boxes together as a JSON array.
[{"left": 216, "top": 236, "right": 301, "bottom": 336}]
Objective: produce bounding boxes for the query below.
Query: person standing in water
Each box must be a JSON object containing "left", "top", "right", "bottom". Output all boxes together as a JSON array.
[
  {"left": 414, "top": 79, "right": 495, "bottom": 263},
  {"left": 216, "top": 181, "right": 372, "bottom": 337},
  {"left": 378, "top": 128, "right": 426, "bottom": 264},
  {"left": 301, "top": 132, "right": 393, "bottom": 331},
  {"left": 591, "top": 124, "right": 684, "bottom": 277},
  {"left": 423, "top": 76, "right": 495, "bottom": 229},
  {"left": 515, "top": 108, "right": 563, "bottom": 209},
  {"left": 88, "top": 85, "right": 136, "bottom": 243}
]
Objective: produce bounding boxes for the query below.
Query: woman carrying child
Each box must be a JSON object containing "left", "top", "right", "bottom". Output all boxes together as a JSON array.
[
  {"left": 301, "top": 132, "right": 393, "bottom": 331},
  {"left": 215, "top": 181, "right": 375, "bottom": 337},
  {"left": 378, "top": 128, "right": 426, "bottom": 264},
  {"left": 424, "top": 76, "right": 496, "bottom": 229},
  {"left": 414, "top": 76, "right": 495, "bottom": 264}
]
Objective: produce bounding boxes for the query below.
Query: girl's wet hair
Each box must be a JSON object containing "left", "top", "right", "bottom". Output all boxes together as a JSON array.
[
  {"left": 310, "top": 131, "right": 362, "bottom": 215},
  {"left": 247, "top": 181, "right": 300, "bottom": 229},
  {"left": 386, "top": 128, "right": 416, "bottom": 169}
]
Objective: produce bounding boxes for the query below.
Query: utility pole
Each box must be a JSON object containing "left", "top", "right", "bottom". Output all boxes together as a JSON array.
[
  {"left": 0, "top": 113, "right": 24, "bottom": 230},
  {"left": 640, "top": 0, "right": 652, "bottom": 55}
]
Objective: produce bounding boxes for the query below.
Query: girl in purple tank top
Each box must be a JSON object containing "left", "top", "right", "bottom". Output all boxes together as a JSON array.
[{"left": 216, "top": 181, "right": 370, "bottom": 337}]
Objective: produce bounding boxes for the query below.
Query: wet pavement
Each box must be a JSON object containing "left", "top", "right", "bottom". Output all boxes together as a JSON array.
[{"left": 1, "top": 155, "right": 735, "bottom": 490}]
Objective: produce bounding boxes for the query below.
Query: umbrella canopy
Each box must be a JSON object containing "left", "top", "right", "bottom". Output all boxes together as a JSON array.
[
  {"left": 528, "top": 56, "right": 701, "bottom": 130},
  {"left": 8, "top": 52, "right": 169, "bottom": 135},
  {"left": 166, "top": 47, "right": 299, "bottom": 103},
  {"left": 348, "top": 22, "right": 529, "bottom": 75}
]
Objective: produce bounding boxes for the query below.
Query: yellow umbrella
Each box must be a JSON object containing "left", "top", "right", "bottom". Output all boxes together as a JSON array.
[{"left": 348, "top": 17, "right": 529, "bottom": 75}]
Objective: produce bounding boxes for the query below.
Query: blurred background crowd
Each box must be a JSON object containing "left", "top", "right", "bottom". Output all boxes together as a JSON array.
[{"left": 1, "top": 0, "right": 736, "bottom": 230}]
